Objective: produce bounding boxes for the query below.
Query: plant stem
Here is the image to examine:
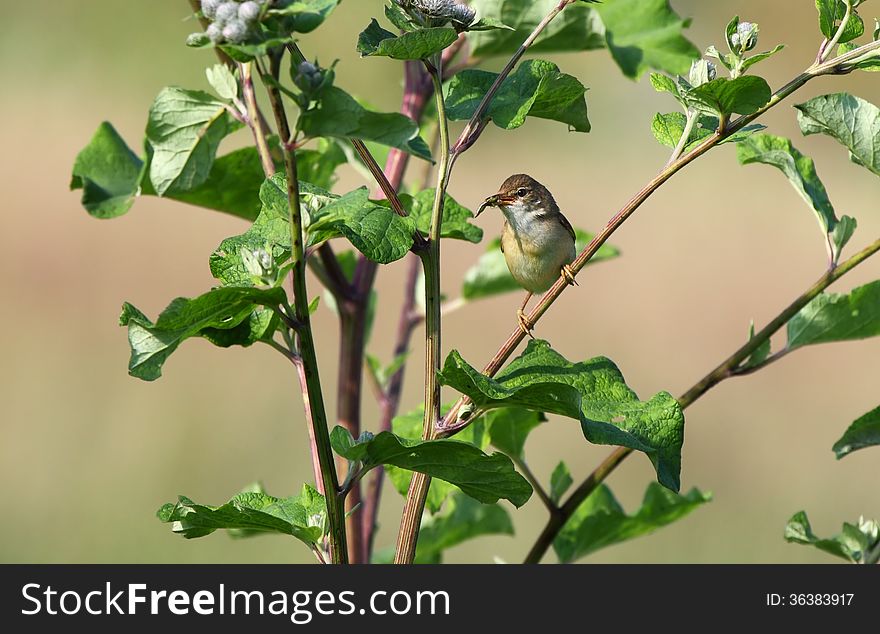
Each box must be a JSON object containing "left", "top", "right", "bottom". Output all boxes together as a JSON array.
[
  {"left": 512, "top": 457, "right": 558, "bottom": 516},
  {"left": 393, "top": 59, "right": 452, "bottom": 565},
  {"left": 438, "top": 36, "right": 880, "bottom": 435},
  {"left": 665, "top": 109, "right": 697, "bottom": 168},
  {"left": 240, "top": 63, "right": 276, "bottom": 177},
  {"left": 263, "top": 51, "right": 347, "bottom": 564},
  {"left": 819, "top": 0, "right": 853, "bottom": 63},
  {"left": 523, "top": 236, "right": 880, "bottom": 563}
]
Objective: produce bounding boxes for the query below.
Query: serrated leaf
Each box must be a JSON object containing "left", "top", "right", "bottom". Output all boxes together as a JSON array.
[
  {"left": 157, "top": 484, "right": 326, "bottom": 546},
  {"left": 736, "top": 134, "right": 846, "bottom": 260},
  {"left": 595, "top": 0, "right": 700, "bottom": 79},
  {"left": 784, "top": 511, "right": 877, "bottom": 563},
  {"left": 554, "top": 482, "right": 711, "bottom": 562},
  {"left": 786, "top": 280, "right": 880, "bottom": 351},
  {"left": 358, "top": 20, "right": 458, "bottom": 60},
  {"left": 550, "top": 461, "right": 573, "bottom": 504},
  {"left": 462, "top": 230, "right": 619, "bottom": 301},
  {"left": 330, "top": 427, "right": 532, "bottom": 507},
  {"left": 686, "top": 76, "right": 771, "bottom": 117},
  {"left": 439, "top": 340, "right": 686, "bottom": 492},
  {"left": 119, "top": 286, "right": 286, "bottom": 381},
  {"left": 70, "top": 122, "right": 144, "bottom": 219},
  {"left": 796, "top": 93, "right": 880, "bottom": 177},
  {"left": 833, "top": 405, "right": 880, "bottom": 459},
  {"left": 146, "top": 87, "right": 237, "bottom": 196},
  {"left": 299, "top": 86, "right": 432, "bottom": 161},
  {"left": 816, "top": 0, "right": 864, "bottom": 43},
  {"left": 468, "top": 0, "right": 604, "bottom": 57},
  {"left": 445, "top": 59, "right": 590, "bottom": 132},
  {"left": 485, "top": 408, "right": 544, "bottom": 462},
  {"left": 408, "top": 189, "right": 483, "bottom": 242}
]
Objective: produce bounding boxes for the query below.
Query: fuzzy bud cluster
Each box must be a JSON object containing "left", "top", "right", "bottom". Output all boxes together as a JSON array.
[
  {"left": 728, "top": 21, "right": 759, "bottom": 55},
  {"left": 396, "top": 0, "right": 476, "bottom": 29},
  {"left": 200, "top": 0, "right": 266, "bottom": 45}
]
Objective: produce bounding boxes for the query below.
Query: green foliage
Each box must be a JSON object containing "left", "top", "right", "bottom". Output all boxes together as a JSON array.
[
  {"left": 742, "top": 321, "right": 771, "bottom": 370},
  {"left": 796, "top": 93, "right": 880, "bottom": 177},
  {"left": 815, "top": 0, "right": 864, "bottom": 44},
  {"left": 445, "top": 59, "right": 591, "bottom": 132},
  {"left": 439, "top": 340, "right": 686, "bottom": 492},
  {"left": 554, "top": 483, "right": 711, "bottom": 563},
  {"left": 330, "top": 427, "right": 532, "bottom": 507},
  {"left": 785, "top": 511, "right": 880, "bottom": 563},
  {"left": 299, "top": 87, "right": 432, "bottom": 160},
  {"left": 146, "top": 87, "right": 239, "bottom": 196},
  {"left": 485, "top": 407, "right": 545, "bottom": 462},
  {"left": 786, "top": 280, "right": 880, "bottom": 351},
  {"left": 462, "top": 230, "right": 619, "bottom": 301},
  {"left": 157, "top": 484, "right": 326, "bottom": 547},
  {"left": 650, "top": 111, "right": 764, "bottom": 152},
  {"left": 686, "top": 76, "right": 771, "bottom": 117},
  {"left": 550, "top": 461, "right": 573, "bottom": 504},
  {"left": 736, "top": 134, "right": 856, "bottom": 262},
  {"left": 119, "top": 286, "right": 285, "bottom": 381},
  {"left": 406, "top": 189, "right": 483, "bottom": 242},
  {"left": 358, "top": 19, "right": 458, "bottom": 60},
  {"left": 833, "top": 405, "right": 880, "bottom": 459}
]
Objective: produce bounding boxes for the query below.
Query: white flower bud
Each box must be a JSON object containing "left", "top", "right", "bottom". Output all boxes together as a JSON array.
[
  {"left": 689, "top": 59, "right": 716, "bottom": 87},
  {"left": 222, "top": 19, "right": 248, "bottom": 43},
  {"left": 729, "top": 20, "right": 759, "bottom": 54},
  {"left": 201, "top": 0, "right": 222, "bottom": 20},
  {"left": 206, "top": 22, "right": 223, "bottom": 43},
  {"left": 214, "top": 2, "right": 240, "bottom": 26},
  {"left": 238, "top": 1, "right": 261, "bottom": 23}
]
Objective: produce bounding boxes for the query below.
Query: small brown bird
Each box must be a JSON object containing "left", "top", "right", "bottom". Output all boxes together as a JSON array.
[{"left": 476, "top": 174, "right": 577, "bottom": 336}]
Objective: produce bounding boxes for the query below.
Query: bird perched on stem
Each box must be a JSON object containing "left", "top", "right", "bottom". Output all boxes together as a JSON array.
[{"left": 476, "top": 174, "right": 577, "bottom": 337}]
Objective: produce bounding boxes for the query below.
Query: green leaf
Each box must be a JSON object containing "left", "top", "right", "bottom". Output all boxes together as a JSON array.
[
  {"left": 439, "top": 340, "right": 686, "bottom": 492},
  {"left": 784, "top": 511, "right": 878, "bottom": 563},
  {"left": 550, "top": 461, "right": 573, "bottom": 504},
  {"left": 833, "top": 405, "right": 880, "bottom": 459},
  {"left": 740, "top": 44, "right": 786, "bottom": 72},
  {"left": 485, "top": 408, "right": 544, "bottom": 462},
  {"left": 816, "top": 0, "right": 864, "bottom": 44},
  {"left": 309, "top": 187, "right": 416, "bottom": 264},
  {"left": 119, "top": 286, "right": 286, "bottom": 381},
  {"left": 736, "top": 134, "right": 845, "bottom": 260},
  {"left": 157, "top": 484, "right": 326, "bottom": 546},
  {"left": 595, "top": 0, "right": 700, "bottom": 79},
  {"left": 468, "top": 0, "right": 605, "bottom": 58},
  {"left": 445, "top": 59, "right": 590, "bottom": 132},
  {"left": 267, "top": 0, "right": 339, "bottom": 33},
  {"left": 206, "top": 64, "right": 238, "bottom": 101},
  {"left": 742, "top": 320, "right": 771, "bottom": 370},
  {"left": 408, "top": 189, "right": 482, "bottom": 242},
  {"left": 462, "top": 230, "right": 619, "bottom": 301},
  {"left": 796, "top": 93, "right": 880, "bottom": 177},
  {"left": 786, "top": 280, "right": 880, "bottom": 351},
  {"left": 554, "top": 482, "right": 711, "bottom": 563},
  {"left": 358, "top": 20, "right": 458, "bottom": 60},
  {"left": 146, "top": 87, "right": 237, "bottom": 196},
  {"left": 330, "top": 427, "right": 532, "bottom": 507},
  {"left": 467, "top": 17, "right": 515, "bottom": 33},
  {"left": 299, "top": 86, "right": 432, "bottom": 161},
  {"left": 414, "top": 493, "right": 514, "bottom": 563},
  {"left": 297, "top": 138, "right": 348, "bottom": 190},
  {"left": 686, "top": 76, "right": 772, "bottom": 117},
  {"left": 70, "top": 122, "right": 144, "bottom": 219},
  {"left": 651, "top": 112, "right": 764, "bottom": 152}
]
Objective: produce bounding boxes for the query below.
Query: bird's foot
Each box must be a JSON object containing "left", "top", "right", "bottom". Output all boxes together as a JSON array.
[
  {"left": 517, "top": 309, "right": 535, "bottom": 339},
  {"left": 561, "top": 264, "right": 578, "bottom": 286}
]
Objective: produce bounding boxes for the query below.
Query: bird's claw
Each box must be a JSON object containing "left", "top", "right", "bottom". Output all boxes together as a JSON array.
[
  {"left": 517, "top": 309, "right": 535, "bottom": 339},
  {"left": 562, "top": 264, "right": 578, "bottom": 286}
]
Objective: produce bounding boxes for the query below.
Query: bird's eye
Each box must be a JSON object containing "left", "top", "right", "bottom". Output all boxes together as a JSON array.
[{"left": 516, "top": 188, "right": 528, "bottom": 197}]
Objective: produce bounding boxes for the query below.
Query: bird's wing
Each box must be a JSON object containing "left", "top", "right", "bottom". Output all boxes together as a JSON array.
[
  {"left": 500, "top": 221, "right": 506, "bottom": 252},
  {"left": 558, "top": 212, "right": 576, "bottom": 242}
]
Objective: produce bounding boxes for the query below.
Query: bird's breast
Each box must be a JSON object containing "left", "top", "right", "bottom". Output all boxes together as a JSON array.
[{"left": 501, "top": 219, "right": 576, "bottom": 294}]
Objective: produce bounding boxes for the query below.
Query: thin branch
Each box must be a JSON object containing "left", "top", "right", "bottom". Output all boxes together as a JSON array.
[
  {"left": 665, "top": 109, "right": 697, "bottom": 168},
  {"left": 512, "top": 457, "right": 559, "bottom": 517},
  {"left": 240, "top": 63, "right": 276, "bottom": 176},
  {"left": 819, "top": 0, "right": 853, "bottom": 63},
  {"left": 523, "top": 236, "right": 880, "bottom": 563}
]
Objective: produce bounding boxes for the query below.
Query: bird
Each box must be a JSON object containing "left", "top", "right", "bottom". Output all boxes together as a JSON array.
[{"left": 476, "top": 174, "right": 577, "bottom": 337}]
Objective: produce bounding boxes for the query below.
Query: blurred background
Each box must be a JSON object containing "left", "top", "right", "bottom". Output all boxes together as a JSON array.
[{"left": 2, "top": 0, "right": 878, "bottom": 563}]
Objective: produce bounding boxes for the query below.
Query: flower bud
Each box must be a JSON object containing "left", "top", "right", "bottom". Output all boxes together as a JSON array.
[
  {"left": 241, "top": 247, "right": 277, "bottom": 282},
  {"left": 214, "top": 1, "right": 240, "bottom": 26},
  {"left": 238, "top": 1, "right": 261, "bottom": 23},
  {"left": 294, "top": 61, "right": 325, "bottom": 93},
  {"left": 201, "top": 0, "right": 222, "bottom": 20},
  {"left": 399, "top": 0, "right": 476, "bottom": 28},
  {"left": 222, "top": 19, "right": 248, "bottom": 44},
  {"left": 729, "top": 21, "right": 759, "bottom": 54},
  {"left": 688, "top": 59, "right": 716, "bottom": 87},
  {"left": 206, "top": 22, "right": 223, "bottom": 43},
  {"left": 186, "top": 32, "right": 211, "bottom": 47}
]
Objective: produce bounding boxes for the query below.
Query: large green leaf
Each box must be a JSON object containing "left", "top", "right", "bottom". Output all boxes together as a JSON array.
[
  {"left": 786, "top": 280, "right": 880, "bottom": 351},
  {"left": 554, "top": 483, "right": 711, "bottom": 562},
  {"left": 445, "top": 59, "right": 590, "bottom": 132},
  {"left": 407, "top": 189, "right": 483, "bottom": 243},
  {"left": 815, "top": 0, "right": 864, "bottom": 44},
  {"left": 358, "top": 19, "right": 458, "bottom": 60},
  {"left": 468, "top": 0, "right": 605, "bottom": 58},
  {"left": 330, "top": 427, "right": 532, "bottom": 507},
  {"left": 736, "top": 134, "right": 855, "bottom": 261},
  {"left": 595, "top": 0, "right": 700, "bottom": 79},
  {"left": 414, "top": 493, "right": 514, "bottom": 563},
  {"left": 462, "top": 230, "right": 619, "bottom": 301},
  {"left": 120, "top": 286, "right": 286, "bottom": 381},
  {"left": 146, "top": 87, "right": 238, "bottom": 196},
  {"left": 785, "top": 511, "right": 879, "bottom": 563},
  {"left": 796, "top": 93, "right": 880, "bottom": 177},
  {"left": 833, "top": 405, "right": 880, "bottom": 459},
  {"left": 686, "top": 76, "right": 772, "bottom": 117},
  {"left": 70, "top": 122, "right": 143, "bottom": 219},
  {"left": 485, "top": 407, "right": 545, "bottom": 462},
  {"left": 298, "top": 86, "right": 432, "bottom": 161},
  {"left": 157, "top": 484, "right": 326, "bottom": 547},
  {"left": 439, "top": 340, "right": 686, "bottom": 491},
  {"left": 651, "top": 112, "right": 764, "bottom": 152}
]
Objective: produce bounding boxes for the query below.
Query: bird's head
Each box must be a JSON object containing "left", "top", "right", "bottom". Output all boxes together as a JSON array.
[{"left": 476, "top": 174, "right": 558, "bottom": 220}]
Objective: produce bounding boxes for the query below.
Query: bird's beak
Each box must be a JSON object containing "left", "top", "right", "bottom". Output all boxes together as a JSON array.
[{"left": 476, "top": 194, "right": 500, "bottom": 217}]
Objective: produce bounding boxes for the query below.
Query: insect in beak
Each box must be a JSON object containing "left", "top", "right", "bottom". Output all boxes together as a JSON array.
[{"left": 476, "top": 194, "right": 500, "bottom": 217}]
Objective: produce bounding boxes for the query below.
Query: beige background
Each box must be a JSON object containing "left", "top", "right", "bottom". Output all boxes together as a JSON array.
[{"left": 1, "top": 0, "right": 878, "bottom": 563}]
